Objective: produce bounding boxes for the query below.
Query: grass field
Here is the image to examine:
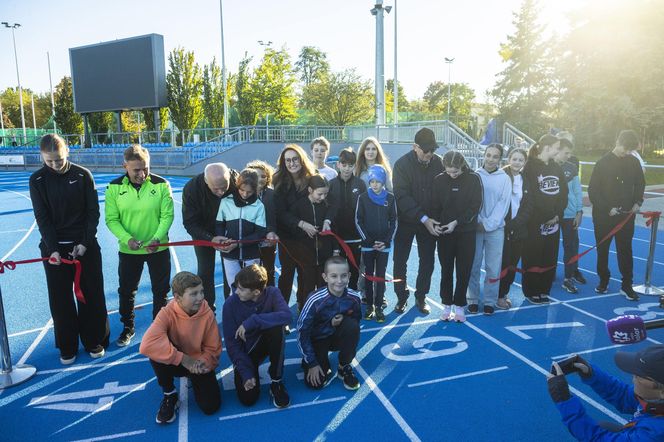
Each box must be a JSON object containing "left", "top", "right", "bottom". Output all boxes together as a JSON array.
[{"left": 577, "top": 153, "right": 664, "bottom": 186}]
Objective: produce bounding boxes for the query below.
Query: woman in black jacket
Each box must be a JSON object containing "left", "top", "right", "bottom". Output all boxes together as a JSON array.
[
  {"left": 498, "top": 148, "right": 533, "bottom": 309},
  {"left": 432, "top": 151, "right": 482, "bottom": 323},
  {"left": 521, "top": 135, "right": 568, "bottom": 304}
]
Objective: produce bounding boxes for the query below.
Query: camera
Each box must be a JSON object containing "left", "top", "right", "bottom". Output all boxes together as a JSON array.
[{"left": 551, "top": 355, "right": 580, "bottom": 376}]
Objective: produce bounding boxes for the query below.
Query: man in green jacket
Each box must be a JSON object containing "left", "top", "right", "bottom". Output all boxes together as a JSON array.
[{"left": 106, "top": 145, "right": 174, "bottom": 347}]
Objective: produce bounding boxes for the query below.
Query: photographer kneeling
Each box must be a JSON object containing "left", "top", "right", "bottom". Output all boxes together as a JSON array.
[{"left": 547, "top": 345, "right": 664, "bottom": 441}]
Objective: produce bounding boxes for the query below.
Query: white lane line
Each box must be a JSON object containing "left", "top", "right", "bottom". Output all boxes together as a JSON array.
[
  {"left": 1, "top": 220, "right": 36, "bottom": 262},
  {"left": 578, "top": 242, "right": 664, "bottom": 266},
  {"left": 37, "top": 357, "right": 148, "bottom": 375},
  {"left": 170, "top": 246, "right": 182, "bottom": 273},
  {"left": 578, "top": 227, "right": 663, "bottom": 246},
  {"left": 552, "top": 344, "right": 623, "bottom": 361},
  {"left": 353, "top": 361, "right": 421, "bottom": 442},
  {"left": 426, "top": 297, "right": 629, "bottom": 425},
  {"left": 408, "top": 366, "right": 510, "bottom": 388},
  {"left": 178, "top": 377, "right": 188, "bottom": 442},
  {"left": 70, "top": 430, "right": 146, "bottom": 442},
  {"left": 17, "top": 318, "right": 53, "bottom": 365},
  {"left": 0, "top": 228, "right": 29, "bottom": 234},
  {"left": 219, "top": 396, "right": 347, "bottom": 421}
]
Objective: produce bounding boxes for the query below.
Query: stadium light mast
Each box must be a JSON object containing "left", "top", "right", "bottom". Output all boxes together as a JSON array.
[
  {"left": 371, "top": 2, "right": 391, "bottom": 126},
  {"left": 219, "top": 0, "right": 229, "bottom": 135},
  {"left": 445, "top": 56, "right": 454, "bottom": 147},
  {"left": 47, "top": 51, "right": 56, "bottom": 133},
  {"left": 2, "top": 22, "right": 27, "bottom": 143},
  {"left": 392, "top": 0, "right": 398, "bottom": 128}
]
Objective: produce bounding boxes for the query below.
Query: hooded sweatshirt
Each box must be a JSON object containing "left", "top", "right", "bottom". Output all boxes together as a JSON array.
[
  {"left": 475, "top": 167, "right": 512, "bottom": 232},
  {"left": 139, "top": 299, "right": 222, "bottom": 370}
]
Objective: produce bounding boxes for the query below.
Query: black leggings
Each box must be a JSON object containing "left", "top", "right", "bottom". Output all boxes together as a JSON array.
[
  {"left": 150, "top": 360, "right": 221, "bottom": 415},
  {"left": 438, "top": 230, "right": 476, "bottom": 307}
]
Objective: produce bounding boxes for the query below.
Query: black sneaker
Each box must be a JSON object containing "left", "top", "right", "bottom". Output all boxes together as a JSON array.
[
  {"left": 573, "top": 271, "right": 587, "bottom": 285},
  {"left": 416, "top": 298, "right": 430, "bottom": 315},
  {"left": 595, "top": 284, "right": 609, "bottom": 294},
  {"left": 540, "top": 295, "right": 551, "bottom": 304},
  {"left": 156, "top": 392, "right": 179, "bottom": 424},
  {"left": 364, "top": 305, "right": 375, "bottom": 320},
  {"left": 361, "top": 296, "right": 368, "bottom": 305},
  {"left": 116, "top": 327, "right": 135, "bottom": 347},
  {"left": 394, "top": 300, "right": 407, "bottom": 314},
  {"left": 338, "top": 364, "right": 360, "bottom": 390},
  {"left": 525, "top": 295, "right": 543, "bottom": 305},
  {"left": 467, "top": 304, "right": 479, "bottom": 314},
  {"left": 382, "top": 299, "right": 388, "bottom": 309},
  {"left": 88, "top": 345, "right": 105, "bottom": 359},
  {"left": 621, "top": 286, "right": 640, "bottom": 302},
  {"left": 269, "top": 380, "right": 290, "bottom": 409},
  {"left": 562, "top": 279, "right": 578, "bottom": 294},
  {"left": 375, "top": 307, "right": 385, "bottom": 323},
  {"left": 483, "top": 305, "right": 495, "bottom": 316}
]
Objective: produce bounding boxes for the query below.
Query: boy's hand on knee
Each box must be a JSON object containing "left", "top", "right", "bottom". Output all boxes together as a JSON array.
[
  {"left": 331, "top": 314, "right": 343, "bottom": 327},
  {"left": 235, "top": 325, "right": 247, "bottom": 342},
  {"left": 244, "top": 377, "right": 256, "bottom": 391},
  {"left": 307, "top": 365, "right": 324, "bottom": 386}
]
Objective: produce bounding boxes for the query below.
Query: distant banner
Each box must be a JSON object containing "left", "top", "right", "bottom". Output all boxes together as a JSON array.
[{"left": 0, "top": 155, "right": 25, "bottom": 165}]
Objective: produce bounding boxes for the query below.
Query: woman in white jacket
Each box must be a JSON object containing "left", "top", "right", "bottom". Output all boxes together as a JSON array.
[{"left": 467, "top": 143, "right": 512, "bottom": 315}]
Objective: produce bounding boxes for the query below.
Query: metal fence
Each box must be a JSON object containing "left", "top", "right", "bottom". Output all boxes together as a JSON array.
[{"left": 503, "top": 122, "right": 535, "bottom": 150}]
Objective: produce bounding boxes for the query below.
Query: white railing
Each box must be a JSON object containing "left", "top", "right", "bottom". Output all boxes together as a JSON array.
[{"left": 503, "top": 122, "right": 535, "bottom": 150}]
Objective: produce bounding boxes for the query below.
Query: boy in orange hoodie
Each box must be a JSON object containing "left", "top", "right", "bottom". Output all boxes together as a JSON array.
[{"left": 140, "top": 271, "right": 222, "bottom": 424}]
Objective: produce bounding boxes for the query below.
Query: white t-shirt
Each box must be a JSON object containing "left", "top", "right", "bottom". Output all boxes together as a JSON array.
[{"left": 317, "top": 165, "right": 338, "bottom": 181}]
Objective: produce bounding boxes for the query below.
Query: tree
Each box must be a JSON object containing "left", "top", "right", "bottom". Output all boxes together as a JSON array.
[
  {"left": 87, "top": 112, "right": 113, "bottom": 143},
  {"left": 295, "top": 46, "right": 329, "bottom": 86},
  {"left": 301, "top": 69, "right": 374, "bottom": 126},
  {"left": 53, "top": 77, "right": 83, "bottom": 135},
  {"left": 386, "top": 79, "right": 409, "bottom": 113},
  {"left": 1, "top": 112, "right": 14, "bottom": 129},
  {"left": 202, "top": 57, "right": 225, "bottom": 128},
  {"left": 141, "top": 108, "right": 170, "bottom": 133},
  {"left": 166, "top": 47, "right": 203, "bottom": 139},
  {"left": 422, "top": 81, "right": 475, "bottom": 122},
  {"left": 490, "top": 0, "right": 554, "bottom": 136},
  {"left": 234, "top": 53, "right": 257, "bottom": 126},
  {"left": 251, "top": 47, "right": 298, "bottom": 123}
]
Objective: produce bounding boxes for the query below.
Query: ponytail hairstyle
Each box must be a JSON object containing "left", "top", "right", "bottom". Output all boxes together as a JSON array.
[
  {"left": 528, "top": 134, "right": 559, "bottom": 160},
  {"left": 442, "top": 150, "right": 470, "bottom": 173},
  {"left": 307, "top": 174, "right": 329, "bottom": 191}
]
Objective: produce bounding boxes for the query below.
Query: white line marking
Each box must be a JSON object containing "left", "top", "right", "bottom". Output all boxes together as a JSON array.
[
  {"left": 69, "top": 430, "right": 146, "bottom": 442},
  {"left": 170, "top": 246, "right": 182, "bottom": 273},
  {"left": 505, "top": 322, "right": 585, "bottom": 340},
  {"left": 408, "top": 366, "right": 509, "bottom": 388},
  {"left": 178, "top": 377, "right": 188, "bottom": 442},
  {"left": 0, "top": 228, "right": 29, "bottom": 234},
  {"left": 1, "top": 220, "right": 36, "bottom": 262},
  {"left": 37, "top": 357, "right": 148, "bottom": 375},
  {"left": 552, "top": 344, "right": 623, "bottom": 361},
  {"left": 425, "top": 297, "right": 629, "bottom": 425},
  {"left": 17, "top": 317, "right": 53, "bottom": 365},
  {"left": 219, "top": 396, "right": 347, "bottom": 421},
  {"left": 579, "top": 226, "right": 663, "bottom": 246},
  {"left": 578, "top": 242, "right": 663, "bottom": 266}
]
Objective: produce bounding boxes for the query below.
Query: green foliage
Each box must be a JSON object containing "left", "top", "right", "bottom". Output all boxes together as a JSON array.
[
  {"left": 166, "top": 47, "right": 203, "bottom": 138},
  {"left": 87, "top": 111, "right": 113, "bottom": 143},
  {"left": 490, "top": 0, "right": 554, "bottom": 136},
  {"left": 53, "top": 77, "right": 83, "bottom": 135},
  {"left": 0, "top": 88, "right": 52, "bottom": 130},
  {"left": 202, "top": 57, "right": 225, "bottom": 128},
  {"left": 295, "top": 46, "right": 330, "bottom": 86},
  {"left": 234, "top": 53, "right": 257, "bottom": 126},
  {"left": 301, "top": 69, "right": 374, "bottom": 126},
  {"left": 141, "top": 108, "right": 169, "bottom": 132},
  {"left": 251, "top": 47, "right": 298, "bottom": 123},
  {"left": 386, "top": 79, "right": 409, "bottom": 112}
]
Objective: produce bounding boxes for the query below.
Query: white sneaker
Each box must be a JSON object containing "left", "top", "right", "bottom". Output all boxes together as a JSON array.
[
  {"left": 439, "top": 304, "right": 453, "bottom": 321},
  {"left": 453, "top": 306, "right": 466, "bottom": 323},
  {"left": 60, "top": 354, "right": 77, "bottom": 365}
]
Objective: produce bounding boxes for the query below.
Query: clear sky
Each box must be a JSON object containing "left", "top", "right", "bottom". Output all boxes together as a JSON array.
[{"left": 0, "top": 0, "right": 580, "bottom": 103}]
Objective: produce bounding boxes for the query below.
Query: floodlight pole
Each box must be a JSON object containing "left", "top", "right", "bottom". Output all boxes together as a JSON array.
[
  {"left": 445, "top": 56, "right": 454, "bottom": 147},
  {"left": 392, "top": 0, "right": 398, "bottom": 128},
  {"left": 30, "top": 93, "right": 36, "bottom": 131},
  {"left": 371, "top": 2, "right": 391, "bottom": 126},
  {"left": 47, "top": 51, "right": 56, "bottom": 133},
  {"left": 3, "top": 22, "right": 27, "bottom": 144},
  {"left": 220, "top": 0, "right": 229, "bottom": 136}
]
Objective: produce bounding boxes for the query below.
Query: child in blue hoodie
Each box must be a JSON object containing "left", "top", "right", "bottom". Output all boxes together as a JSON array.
[
  {"left": 355, "top": 164, "right": 397, "bottom": 323},
  {"left": 222, "top": 264, "right": 292, "bottom": 408}
]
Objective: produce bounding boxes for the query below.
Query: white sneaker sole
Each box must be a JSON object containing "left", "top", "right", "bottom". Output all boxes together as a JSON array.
[
  {"left": 156, "top": 401, "right": 179, "bottom": 424},
  {"left": 60, "top": 356, "right": 76, "bottom": 365}
]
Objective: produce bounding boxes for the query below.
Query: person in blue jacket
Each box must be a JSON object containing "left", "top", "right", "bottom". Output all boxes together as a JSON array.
[
  {"left": 548, "top": 344, "right": 664, "bottom": 441},
  {"left": 297, "top": 256, "right": 362, "bottom": 391},
  {"left": 222, "top": 264, "right": 292, "bottom": 409}
]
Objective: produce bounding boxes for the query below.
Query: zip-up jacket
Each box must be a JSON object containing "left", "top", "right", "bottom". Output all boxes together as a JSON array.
[
  {"left": 393, "top": 150, "right": 444, "bottom": 226},
  {"left": 222, "top": 286, "right": 292, "bottom": 382},
  {"left": 588, "top": 152, "right": 645, "bottom": 217},
  {"left": 555, "top": 365, "right": 664, "bottom": 441},
  {"left": 215, "top": 193, "right": 266, "bottom": 261},
  {"left": 289, "top": 196, "right": 334, "bottom": 265},
  {"left": 431, "top": 170, "right": 482, "bottom": 233},
  {"left": 297, "top": 287, "right": 362, "bottom": 368},
  {"left": 522, "top": 158, "right": 568, "bottom": 226},
  {"left": 105, "top": 174, "right": 174, "bottom": 254},
  {"left": 475, "top": 167, "right": 512, "bottom": 232},
  {"left": 259, "top": 187, "right": 277, "bottom": 234},
  {"left": 29, "top": 162, "right": 99, "bottom": 255},
  {"left": 503, "top": 169, "right": 534, "bottom": 241},
  {"left": 355, "top": 191, "right": 397, "bottom": 248},
  {"left": 274, "top": 183, "right": 308, "bottom": 239},
  {"left": 139, "top": 299, "right": 221, "bottom": 370},
  {"left": 182, "top": 170, "right": 238, "bottom": 241},
  {"left": 328, "top": 176, "right": 367, "bottom": 241}
]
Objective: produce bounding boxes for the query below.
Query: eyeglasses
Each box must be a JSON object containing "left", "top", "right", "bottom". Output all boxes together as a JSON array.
[{"left": 284, "top": 157, "right": 300, "bottom": 165}]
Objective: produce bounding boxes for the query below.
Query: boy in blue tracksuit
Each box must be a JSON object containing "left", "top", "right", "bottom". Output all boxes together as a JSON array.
[
  {"left": 548, "top": 344, "right": 664, "bottom": 441},
  {"left": 222, "top": 264, "right": 292, "bottom": 408},
  {"left": 555, "top": 139, "right": 586, "bottom": 294},
  {"left": 216, "top": 169, "right": 267, "bottom": 289},
  {"left": 355, "top": 165, "right": 397, "bottom": 323},
  {"left": 297, "top": 256, "right": 362, "bottom": 391}
]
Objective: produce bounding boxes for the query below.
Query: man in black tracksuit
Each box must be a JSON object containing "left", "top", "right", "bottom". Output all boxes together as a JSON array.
[
  {"left": 588, "top": 130, "right": 645, "bottom": 299},
  {"left": 182, "top": 163, "right": 238, "bottom": 310},
  {"left": 392, "top": 128, "right": 445, "bottom": 315}
]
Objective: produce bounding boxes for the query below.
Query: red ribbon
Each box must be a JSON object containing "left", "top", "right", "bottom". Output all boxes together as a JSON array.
[
  {"left": 641, "top": 211, "right": 661, "bottom": 227},
  {"left": 0, "top": 257, "right": 85, "bottom": 303}
]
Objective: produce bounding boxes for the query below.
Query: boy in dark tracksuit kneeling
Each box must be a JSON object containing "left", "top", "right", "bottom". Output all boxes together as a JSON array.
[
  {"left": 297, "top": 256, "right": 362, "bottom": 391},
  {"left": 222, "top": 264, "right": 292, "bottom": 408}
]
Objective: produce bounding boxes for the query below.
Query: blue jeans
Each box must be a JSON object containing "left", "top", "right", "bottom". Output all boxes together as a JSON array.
[{"left": 467, "top": 228, "right": 504, "bottom": 307}]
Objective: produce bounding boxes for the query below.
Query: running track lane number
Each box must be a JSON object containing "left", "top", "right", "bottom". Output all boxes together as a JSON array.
[{"left": 381, "top": 336, "right": 468, "bottom": 361}]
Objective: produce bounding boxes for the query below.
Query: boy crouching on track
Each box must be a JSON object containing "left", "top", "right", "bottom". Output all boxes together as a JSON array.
[
  {"left": 222, "top": 264, "right": 292, "bottom": 408},
  {"left": 140, "top": 272, "right": 221, "bottom": 424},
  {"left": 297, "top": 256, "right": 362, "bottom": 390}
]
